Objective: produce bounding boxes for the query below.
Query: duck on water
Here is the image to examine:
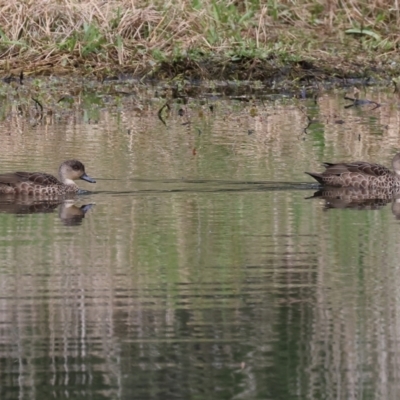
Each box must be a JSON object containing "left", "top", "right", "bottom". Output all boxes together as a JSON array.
[
  {"left": 306, "top": 153, "right": 400, "bottom": 189},
  {"left": 0, "top": 160, "right": 96, "bottom": 196}
]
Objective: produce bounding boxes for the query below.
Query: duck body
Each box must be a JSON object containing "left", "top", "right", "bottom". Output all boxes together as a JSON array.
[
  {"left": 0, "top": 160, "right": 96, "bottom": 196},
  {"left": 306, "top": 154, "right": 400, "bottom": 189}
]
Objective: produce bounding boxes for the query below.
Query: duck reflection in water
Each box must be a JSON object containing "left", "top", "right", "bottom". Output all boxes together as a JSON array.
[
  {"left": 59, "top": 201, "right": 94, "bottom": 226},
  {"left": 0, "top": 198, "right": 94, "bottom": 226},
  {"left": 307, "top": 187, "right": 400, "bottom": 219}
]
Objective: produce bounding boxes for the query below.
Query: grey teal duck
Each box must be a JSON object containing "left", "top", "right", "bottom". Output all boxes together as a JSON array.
[
  {"left": 0, "top": 160, "right": 96, "bottom": 196},
  {"left": 305, "top": 153, "right": 400, "bottom": 189}
]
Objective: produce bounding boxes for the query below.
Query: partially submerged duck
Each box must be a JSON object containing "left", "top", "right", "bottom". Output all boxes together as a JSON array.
[
  {"left": 306, "top": 153, "right": 400, "bottom": 189},
  {"left": 0, "top": 160, "right": 96, "bottom": 196}
]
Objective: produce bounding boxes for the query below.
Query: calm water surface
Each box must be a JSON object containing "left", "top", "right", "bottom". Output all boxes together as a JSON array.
[{"left": 0, "top": 81, "right": 400, "bottom": 399}]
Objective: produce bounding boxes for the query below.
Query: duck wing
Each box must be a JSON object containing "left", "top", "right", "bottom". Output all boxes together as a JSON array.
[
  {"left": 323, "top": 162, "right": 392, "bottom": 177},
  {"left": 16, "top": 172, "right": 61, "bottom": 185},
  {"left": 0, "top": 172, "right": 61, "bottom": 186}
]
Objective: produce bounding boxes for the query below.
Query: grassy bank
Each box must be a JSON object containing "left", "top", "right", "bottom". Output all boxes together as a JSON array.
[{"left": 0, "top": 0, "right": 400, "bottom": 82}]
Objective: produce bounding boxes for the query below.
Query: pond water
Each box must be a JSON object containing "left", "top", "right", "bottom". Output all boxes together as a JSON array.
[{"left": 0, "top": 79, "right": 400, "bottom": 399}]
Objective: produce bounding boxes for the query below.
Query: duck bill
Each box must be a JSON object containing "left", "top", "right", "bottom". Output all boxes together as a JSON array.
[{"left": 80, "top": 173, "right": 96, "bottom": 183}]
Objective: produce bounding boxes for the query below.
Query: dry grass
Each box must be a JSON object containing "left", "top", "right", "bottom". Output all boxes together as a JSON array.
[{"left": 0, "top": 0, "right": 400, "bottom": 79}]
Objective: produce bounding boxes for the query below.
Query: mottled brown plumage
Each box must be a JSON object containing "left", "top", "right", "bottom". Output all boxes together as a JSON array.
[
  {"left": 0, "top": 160, "right": 96, "bottom": 196},
  {"left": 305, "top": 153, "right": 400, "bottom": 189}
]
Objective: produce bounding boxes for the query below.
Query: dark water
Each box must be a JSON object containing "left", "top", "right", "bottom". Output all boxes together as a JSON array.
[{"left": 0, "top": 81, "right": 399, "bottom": 399}]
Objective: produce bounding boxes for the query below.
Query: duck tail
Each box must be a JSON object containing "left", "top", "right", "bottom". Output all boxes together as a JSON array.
[{"left": 305, "top": 172, "right": 324, "bottom": 185}]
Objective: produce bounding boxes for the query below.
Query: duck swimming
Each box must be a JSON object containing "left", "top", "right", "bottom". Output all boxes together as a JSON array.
[
  {"left": 305, "top": 153, "right": 400, "bottom": 189},
  {"left": 0, "top": 160, "right": 96, "bottom": 196}
]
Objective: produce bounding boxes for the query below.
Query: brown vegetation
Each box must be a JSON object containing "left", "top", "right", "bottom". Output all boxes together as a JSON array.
[{"left": 0, "top": 0, "right": 399, "bottom": 81}]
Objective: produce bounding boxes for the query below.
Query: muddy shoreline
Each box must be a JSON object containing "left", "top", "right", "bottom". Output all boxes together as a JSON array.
[{"left": 1, "top": 56, "right": 395, "bottom": 96}]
